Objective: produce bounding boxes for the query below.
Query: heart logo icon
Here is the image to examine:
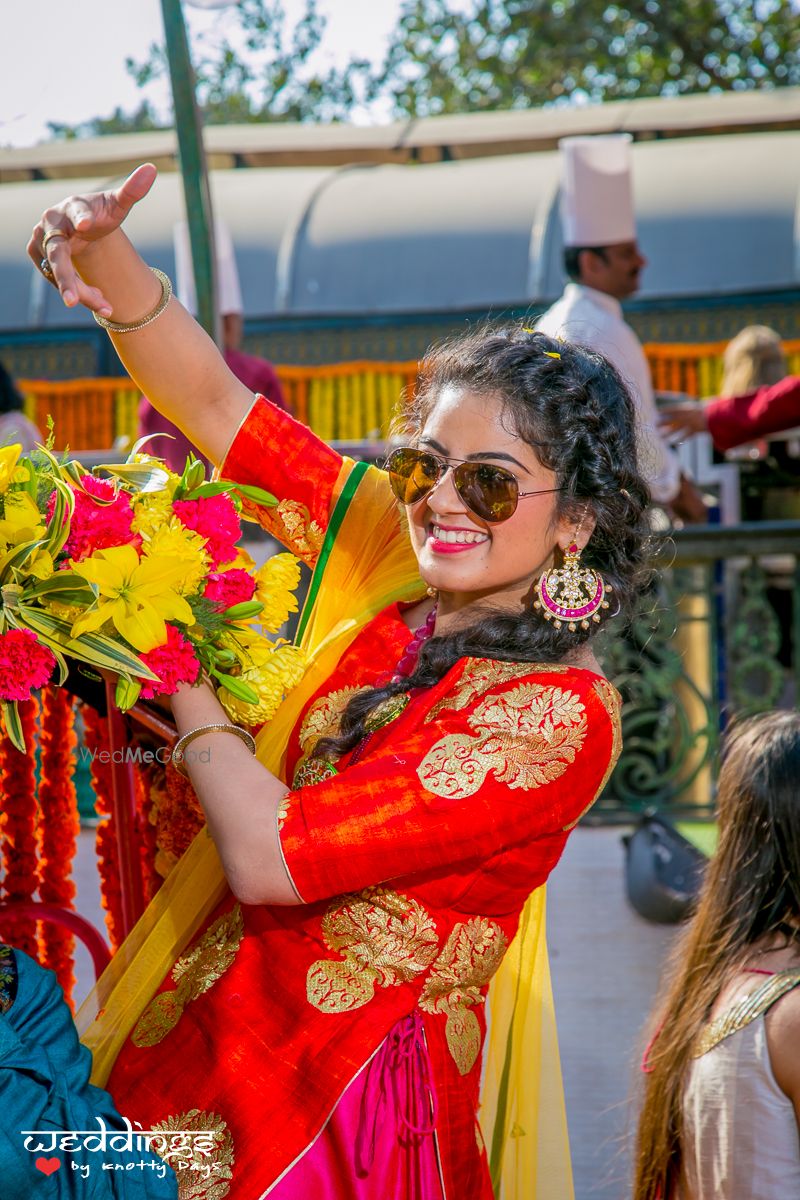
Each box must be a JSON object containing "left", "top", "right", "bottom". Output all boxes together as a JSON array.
[{"left": 35, "top": 1157, "right": 61, "bottom": 1176}]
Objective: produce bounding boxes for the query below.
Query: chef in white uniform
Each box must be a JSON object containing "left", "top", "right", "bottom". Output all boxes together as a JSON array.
[{"left": 537, "top": 134, "right": 706, "bottom": 522}]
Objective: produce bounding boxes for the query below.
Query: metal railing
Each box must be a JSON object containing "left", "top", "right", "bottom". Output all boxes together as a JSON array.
[{"left": 594, "top": 520, "right": 800, "bottom": 820}]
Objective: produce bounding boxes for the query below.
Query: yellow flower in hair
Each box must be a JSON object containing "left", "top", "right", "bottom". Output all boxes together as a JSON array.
[
  {"left": 253, "top": 553, "right": 302, "bottom": 633},
  {"left": 141, "top": 517, "right": 210, "bottom": 596},
  {"left": 217, "top": 642, "right": 307, "bottom": 726},
  {"left": 543, "top": 351, "right": 561, "bottom": 359}
]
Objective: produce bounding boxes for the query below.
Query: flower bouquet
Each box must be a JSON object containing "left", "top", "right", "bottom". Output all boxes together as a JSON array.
[{"left": 0, "top": 438, "right": 305, "bottom": 751}]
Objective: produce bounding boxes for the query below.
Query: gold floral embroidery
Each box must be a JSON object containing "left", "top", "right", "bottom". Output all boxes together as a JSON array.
[
  {"left": 307, "top": 888, "right": 439, "bottom": 1014},
  {"left": 132, "top": 905, "right": 244, "bottom": 1048},
  {"left": 149, "top": 1109, "right": 234, "bottom": 1199},
  {"left": 419, "top": 918, "right": 508, "bottom": 1075},
  {"left": 418, "top": 683, "right": 587, "bottom": 799},
  {"left": 562, "top": 678, "right": 623, "bottom": 830},
  {"left": 292, "top": 686, "right": 364, "bottom": 785},
  {"left": 298, "top": 686, "right": 365, "bottom": 754},
  {"left": 276, "top": 792, "right": 292, "bottom": 832},
  {"left": 425, "top": 659, "right": 568, "bottom": 723},
  {"left": 274, "top": 499, "right": 324, "bottom": 564}
]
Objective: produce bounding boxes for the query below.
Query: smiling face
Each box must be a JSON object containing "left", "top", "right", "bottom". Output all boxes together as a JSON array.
[{"left": 406, "top": 384, "right": 580, "bottom": 620}]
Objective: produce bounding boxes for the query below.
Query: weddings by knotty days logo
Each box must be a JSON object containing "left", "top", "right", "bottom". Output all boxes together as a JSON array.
[{"left": 22, "top": 1114, "right": 230, "bottom": 1183}]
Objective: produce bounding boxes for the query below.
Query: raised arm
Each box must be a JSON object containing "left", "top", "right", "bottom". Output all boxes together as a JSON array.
[{"left": 27, "top": 164, "right": 251, "bottom": 466}]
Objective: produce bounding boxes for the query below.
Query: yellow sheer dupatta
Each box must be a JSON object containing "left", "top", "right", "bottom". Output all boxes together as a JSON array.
[{"left": 76, "top": 459, "right": 572, "bottom": 1200}]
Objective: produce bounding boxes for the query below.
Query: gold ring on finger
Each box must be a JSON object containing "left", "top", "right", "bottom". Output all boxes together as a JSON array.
[{"left": 42, "top": 228, "right": 69, "bottom": 251}]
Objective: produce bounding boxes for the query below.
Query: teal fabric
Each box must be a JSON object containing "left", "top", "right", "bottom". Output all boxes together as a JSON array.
[{"left": 0, "top": 947, "right": 177, "bottom": 1198}]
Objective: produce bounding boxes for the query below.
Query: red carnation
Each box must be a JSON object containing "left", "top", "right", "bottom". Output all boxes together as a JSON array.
[
  {"left": 0, "top": 629, "right": 56, "bottom": 701},
  {"left": 173, "top": 494, "right": 240, "bottom": 568},
  {"left": 48, "top": 475, "right": 140, "bottom": 562},
  {"left": 203, "top": 568, "right": 256, "bottom": 613},
  {"left": 138, "top": 625, "right": 201, "bottom": 700}
]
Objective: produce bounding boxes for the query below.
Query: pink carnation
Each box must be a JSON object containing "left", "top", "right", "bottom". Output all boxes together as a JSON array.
[
  {"left": 203, "top": 568, "right": 256, "bottom": 613},
  {"left": 48, "top": 475, "right": 140, "bottom": 562},
  {"left": 0, "top": 629, "right": 56, "bottom": 701},
  {"left": 138, "top": 625, "right": 201, "bottom": 700},
  {"left": 173, "top": 494, "right": 240, "bottom": 568}
]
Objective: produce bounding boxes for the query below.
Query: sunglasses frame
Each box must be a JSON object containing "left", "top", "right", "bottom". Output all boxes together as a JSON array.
[{"left": 385, "top": 446, "right": 564, "bottom": 523}]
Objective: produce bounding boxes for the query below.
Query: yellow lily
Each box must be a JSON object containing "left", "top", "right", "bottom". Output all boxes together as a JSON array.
[
  {"left": 0, "top": 492, "right": 46, "bottom": 545},
  {"left": 70, "top": 544, "right": 194, "bottom": 652},
  {"left": 0, "top": 444, "right": 29, "bottom": 494}
]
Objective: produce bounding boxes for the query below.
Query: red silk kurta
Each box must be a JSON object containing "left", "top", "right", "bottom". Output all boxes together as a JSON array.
[
  {"left": 108, "top": 398, "right": 621, "bottom": 1199},
  {"left": 705, "top": 375, "right": 800, "bottom": 452}
]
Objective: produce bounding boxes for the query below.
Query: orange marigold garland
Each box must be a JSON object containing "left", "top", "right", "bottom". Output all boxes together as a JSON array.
[
  {"left": 81, "top": 703, "right": 124, "bottom": 950},
  {"left": 0, "top": 697, "right": 40, "bottom": 956},
  {"left": 150, "top": 759, "right": 206, "bottom": 881},
  {"left": 132, "top": 755, "right": 161, "bottom": 905},
  {"left": 37, "top": 686, "right": 80, "bottom": 1002}
]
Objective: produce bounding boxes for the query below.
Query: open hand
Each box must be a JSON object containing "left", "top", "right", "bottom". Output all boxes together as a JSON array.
[
  {"left": 26, "top": 163, "right": 158, "bottom": 317},
  {"left": 658, "top": 401, "right": 709, "bottom": 440}
]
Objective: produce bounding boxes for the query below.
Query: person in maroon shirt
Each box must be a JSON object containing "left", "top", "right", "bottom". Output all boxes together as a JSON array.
[
  {"left": 138, "top": 312, "right": 286, "bottom": 473},
  {"left": 138, "top": 219, "right": 287, "bottom": 473},
  {"left": 660, "top": 375, "right": 800, "bottom": 452}
]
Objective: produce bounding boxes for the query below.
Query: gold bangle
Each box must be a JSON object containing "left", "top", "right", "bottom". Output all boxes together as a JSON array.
[
  {"left": 171, "top": 722, "right": 256, "bottom": 778},
  {"left": 93, "top": 267, "right": 172, "bottom": 334}
]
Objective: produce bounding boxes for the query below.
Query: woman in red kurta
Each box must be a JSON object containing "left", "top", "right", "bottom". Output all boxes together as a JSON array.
[{"left": 29, "top": 165, "right": 651, "bottom": 1199}]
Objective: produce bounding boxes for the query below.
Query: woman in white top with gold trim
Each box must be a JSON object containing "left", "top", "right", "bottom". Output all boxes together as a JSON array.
[{"left": 634, "top": 711, "right": 800, "bottom": 1199}]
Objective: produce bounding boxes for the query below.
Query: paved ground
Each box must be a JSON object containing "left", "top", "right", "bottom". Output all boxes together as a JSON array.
[{"left": 72, "top": 825, "right": 681, "bottom": 1200}]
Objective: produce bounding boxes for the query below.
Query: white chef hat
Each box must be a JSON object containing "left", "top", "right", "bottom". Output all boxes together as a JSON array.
[
  {"left": 559, "top": 134, "right": 636, "bottom": 247},
  {"left": 174, "top": 217, "right": 244, "bottom": 316}
]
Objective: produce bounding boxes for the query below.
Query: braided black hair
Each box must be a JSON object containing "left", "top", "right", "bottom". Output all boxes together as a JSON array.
[{"left": 313, "top": 323, "right": 651, "bottom": 761}]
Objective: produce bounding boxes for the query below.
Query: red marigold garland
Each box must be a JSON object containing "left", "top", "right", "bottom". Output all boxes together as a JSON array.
[
  {"left": 0, "top": 697, "right": 40, "bottom": 956},
  {"left": 150, "top": 760, "right": 206, "bottom": 881},
  {"left": 37, "top": 687, "right": 80, "bottom": 1002},
  {"left": 80, "top": 704, "right": 124, "bottom": 950}
]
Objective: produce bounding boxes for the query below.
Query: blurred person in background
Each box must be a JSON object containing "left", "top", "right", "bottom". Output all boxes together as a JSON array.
[
  {"left": 660, "top": 327, "right": 799, "bottom": 452},
  {"left": 634, "top": 711, "right": 800, "bottom": 1200},
  {"left": 0, "top": 360, "right": 42, "bottom": 453},
  {"left": 537, "top": 135, "right": 707, "bottom": 525},
  {"left": 139, "top": 219, "right": 286, "bottom": 473}
]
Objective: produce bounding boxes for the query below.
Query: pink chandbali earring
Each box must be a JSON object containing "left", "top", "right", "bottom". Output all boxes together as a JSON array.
[{"left": 534, "top": 523, "right": 611, "bottom": 632}]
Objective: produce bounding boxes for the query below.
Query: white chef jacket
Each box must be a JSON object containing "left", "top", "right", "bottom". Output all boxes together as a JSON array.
[{"left": 536, "top": 283, "right": 681, "bottom": 504}]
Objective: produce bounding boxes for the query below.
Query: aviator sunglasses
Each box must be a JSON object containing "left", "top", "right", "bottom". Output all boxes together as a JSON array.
[{"left": 385, "top": 446, "right": 563, "bottom": 524}]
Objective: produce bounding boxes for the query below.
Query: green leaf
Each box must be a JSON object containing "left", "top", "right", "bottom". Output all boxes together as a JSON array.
[
  {"left": 27, "top": 572, "right": 98, "bottom": 603},
  {"left": 93, "top": 461, "right": 172, "bottom": 493},
  {"left": 182, "top": 481, "right": 233, "bottom": 500},
  {"left": 16, "top": 606, "right": 161, "bottom": 680},
  {"left": 0, "top": 537, "right": 49, "bottom": 583},
  {"left": 210, "top": 669, "right": 259, "bottom": 704},
  {"left": 116, "top": 676, "right": 143, "bottom": 710},
  {"left": 231, "top": 483, "right": 278, "bottom": 507},
  {"left": 1, "top": 702, "right": 26, "bottom": 753}
]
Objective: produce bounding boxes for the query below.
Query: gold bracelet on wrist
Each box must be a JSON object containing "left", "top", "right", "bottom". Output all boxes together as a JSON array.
[
  {"left": 93, "top": 267, "right": 172, "bottom": 334},
  {"left": 171, "top": 722, "right": 257, "bottom": 778}
]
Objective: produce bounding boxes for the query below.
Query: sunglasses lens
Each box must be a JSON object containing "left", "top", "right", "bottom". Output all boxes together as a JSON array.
[
  {"left": 454, "top": 463, "right": 518, "bottom": 522},
  {"left": 386, "top": 448, "right": 441, "bottom": 504}
]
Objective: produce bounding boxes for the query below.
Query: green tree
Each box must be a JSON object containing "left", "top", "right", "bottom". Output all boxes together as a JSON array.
[
  {"left": 49, "top": 0, "right": 371, "bottom": 137},
  {"left": 373, "top": 0, "right": 800, "bottom": 116}
]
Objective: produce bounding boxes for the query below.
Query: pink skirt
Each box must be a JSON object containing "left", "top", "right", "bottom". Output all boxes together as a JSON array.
[{"left": 269, "top": 1012, "right": 445, "bottom": 1199}]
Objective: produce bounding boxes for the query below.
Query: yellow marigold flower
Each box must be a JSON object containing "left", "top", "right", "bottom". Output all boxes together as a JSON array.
[
  {"left": 253, "top": 553, "right": 301, "bottom": 633},
  {"left": 217, "top": 643, "right": 306, "bottom": 726},
  {"left": 140, "top": 518, "right": 210, "bottom": 596},
  {"left": 131, "top": 490, "right": 175, "bottom": 540}
]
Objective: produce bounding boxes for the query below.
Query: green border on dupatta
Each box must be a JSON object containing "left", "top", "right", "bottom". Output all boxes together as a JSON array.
[{"left": 294, "top": 459, "right": 370, "bottom": 646}]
